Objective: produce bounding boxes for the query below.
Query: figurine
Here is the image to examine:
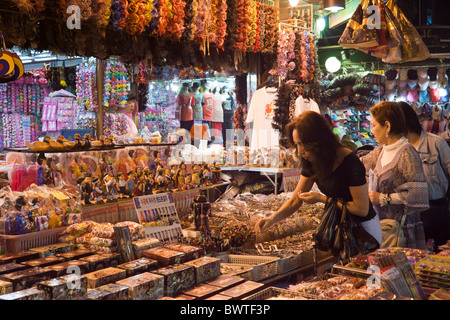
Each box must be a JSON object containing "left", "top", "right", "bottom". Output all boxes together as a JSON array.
[
  {"left": 133, "top": 174, "right": 146, "bottom": 197},
  {"left": 174, "top": 168, "right": 185, "bottom": 191},
  {"left": 164, "top": 168, "right": 174, "bottom": 191},
  {"left": 126, "top": 171, "right": 135, "bottom": 198},
  {"left": 104, "top": 174, "right": 118, "bottom": 202},
  {"left": 145, "top": 173, "right": 154, "bottom": 195},
  {"left": 117, "top": 173, "right": 127, "bottom": 198},
  {"left": 191, "top": 191, "right": 211, "bottom": 235},
  {"left": 211, "top": 162, "right": 222, "bottom": 184},
  {"left": 183, "top": 174, "right": 191, "bottom": 190},
  {"left": 155, "top": 169, "right": 166, "bottom": 193},
  {"left": 81, "top": 176, "right": 93, "bottom": 205},
  {"left": 45, "top": 156, "right": 62, "bottom": 187},
  {"left": 191, "top": 171, "right": 201, "bottom": 188},
  {"left": 73, "top": 133, "right": 84, "bottom": 150},
  {"left": 202, "top": 164, "right": 213, "bottom": 186},
  {"left": 92, "top": 177, "right": 104, "bottom": 204},
  {"left": 83, "top": 133, "right": 94, "bottom": 149}
]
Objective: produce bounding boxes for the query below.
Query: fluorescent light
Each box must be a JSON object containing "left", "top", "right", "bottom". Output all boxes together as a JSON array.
[{"left": 34, "top": 57, "right": 58, "bottom": 62}]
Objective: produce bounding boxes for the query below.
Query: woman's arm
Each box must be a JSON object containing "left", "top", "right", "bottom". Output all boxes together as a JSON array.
[{"left": 254, "top": 174, "right": 315, "bottom": 234}]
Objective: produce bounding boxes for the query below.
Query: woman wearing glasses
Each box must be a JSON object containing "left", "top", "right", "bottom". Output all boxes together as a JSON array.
[{"left": 255, "top": 111, "right": 382, "bottom": 247}]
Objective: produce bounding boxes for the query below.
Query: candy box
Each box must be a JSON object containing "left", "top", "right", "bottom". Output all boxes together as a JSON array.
[
  {"left": 205, "top": 275, "right": 246, "bottom": 290},
  {"left": 117, "top": 258, "right": 158, "bottom": 277},
  {"left": 163, "top": 243, "right": 203, "bottom": 261},
  {"left": 20, "top": 256, "right": 66, "bottom": 268},
  {"left": 29, "top": 243, "right": 75, "bottom": 258},
  {"left": 173, "top": 294, "right": 196, "bottom": 300},
  {"left": 0, "top": 251, "right": 39, "bottom": 264},
  {"left": 85, "top": 267, "right": 127, "bottom": 288},
  {"left": 0, "top": 267, "right": 53, "bottom": 291},
  {"left": 205, "top": 293, "right": 232, "bottom": 300},
  {"left": 0, "top": 280, "right": 12, "bottom": 295},
  {"left": 116, "top": 272, "right": 164, "bottom": 300},
  {"left": 132, "top": 238, "right": 161, "bottom": 258},
  {"left": 0, "top": 262, "right": 28, "bottom": 275},
  {"left": 151, "top": 264, "right": 195, "bottom": 297},
  {"left": 142, "top": 247, "right": 186, "bottom": 266},
  {"left": 220, "top": 281, "right": 265, "bottom": 300},
  {"left": 46, "top": 260, "right": 90, "bottom": 278},
  {"left": 87, "top": 284, "right": 130, "bottom": 300},
  {"left": 182, "top": 283, "right": 223, "bottom": 300},
  {"left": 56, "top": 248, "right": 95, "bottom": 261},
  {"left": 184, "top": 257, "right": 221, "bottom": 284},
  {"left": 98, "top": 252, "right": 122, "bottom": 267},
  {"left": 37, "top": 274, "right": 87, "bottom": 300},
  {"left": 0, "top": 287, "right": 46, "bottom": 300}
]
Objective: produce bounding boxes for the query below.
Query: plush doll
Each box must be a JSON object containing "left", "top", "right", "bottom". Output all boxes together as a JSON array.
[{"left": 406, "top": 69, "right": 419, "bottom": 103}]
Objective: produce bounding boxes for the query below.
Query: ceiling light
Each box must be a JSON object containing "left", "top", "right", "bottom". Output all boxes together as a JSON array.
[
  {"left": 324, "top": 0, "right": 345, "bottom": 12},
  {"left": 316, "top": 17, "right": 326, "bottom": 32},
  {"left": 289, "top": 0, "right": 299, "bottom": 7},
  {"left": 325, "top": 57, "right": 341, "bottom": 73}
]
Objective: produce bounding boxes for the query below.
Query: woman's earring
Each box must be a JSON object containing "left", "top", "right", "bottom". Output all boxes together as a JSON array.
[{"left": 386, "top": 131, "right": 389, "bottom": 138}]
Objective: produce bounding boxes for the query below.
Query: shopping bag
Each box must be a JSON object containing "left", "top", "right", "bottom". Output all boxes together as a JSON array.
[
  {"left": 381, "top": 2, "right": 406, "bottom": 63},
  {"left": 314, "top": 198, "right": 340, "bottom": 251},
  {"left": 338, "top": 0, "right": 379, "bottom": 49}
]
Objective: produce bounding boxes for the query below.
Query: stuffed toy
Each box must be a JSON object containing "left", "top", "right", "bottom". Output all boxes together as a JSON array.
[
  {"left": 397, "top": 68, "right": 408, "bottom": 101},
  {"left": 417, "top": 68, "right": 430, "bottom": 103},
  {"left": 428, "top": 67, "right": 441, "bottom": 103},
  {"left": 406, "top": 69, "right": 419, "bottom": 103},
  {"left": 384, "top": 69, "right": 397, "bottom": 101}
]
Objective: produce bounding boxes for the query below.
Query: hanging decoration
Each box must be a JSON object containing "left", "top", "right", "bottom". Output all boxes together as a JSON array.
[
  {"left": 261, "top": 4, "right": 278, "bottom": 54},
  {"left": 76, "top": 62, "right": 98, "bottom": 112},
  {"left": 110, "top": 0, "right": 127, "bottom": 31},
  {"left": 103, "top": 59, "right": 129, "bottom": 110},
  {"left": 276, "top": 28, "right": 295, "bottom": 81}
]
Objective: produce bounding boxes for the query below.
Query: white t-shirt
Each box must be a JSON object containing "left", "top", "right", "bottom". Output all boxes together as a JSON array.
[
  {"left": 294, "top": 96, "right": 320, "bottom": 117},
  {"left": 213, "top": 93, "right": 226, "bottom": 122},
  {"left": 246, "top": 87, "right": 279, "bottom": 152}
]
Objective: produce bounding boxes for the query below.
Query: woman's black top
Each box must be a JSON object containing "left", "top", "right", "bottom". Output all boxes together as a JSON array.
[{"left": 301, "top": 152, "right": 376, "bottom": 222}]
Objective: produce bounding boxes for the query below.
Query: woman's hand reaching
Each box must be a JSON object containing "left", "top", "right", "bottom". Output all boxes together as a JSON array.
[
  {"left": 254, "top": 217, "right": 273, "bottom": 234},
  {"left": 298, "top": 191, "right": 326, "bottom": 204}
]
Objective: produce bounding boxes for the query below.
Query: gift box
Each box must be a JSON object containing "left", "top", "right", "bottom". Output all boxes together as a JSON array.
[
  {"left": 163, "top": 243, "right": 204, "bottom": 261},
  {"left": 133, "top": 238, "right": 161, "bottom": 258},
  {"left": 87, "top": 284, "right": 130, "bottom": 300},
  {"left": 205, "top": 275, "right": 246, "bottom": 290},
  {"left": 142, "top": 247, "right": 186, "bottom": 266},
  {"left": 56, "top": 248, "right": 95, "bottom": 261},
  {"left": 29, "top": 243, "right": 75, "bottom": 258},
  {"left": 184, "top": 257, "right": 221, "bottom": 284},
  {"left": 0, "top": 262, "right": 28, "bottom": 275},
  {"left": 45, "top": 260, "right": 90, "bottom": 278},
  {"left": 116, "top": 272, "right": 164, "bottom": 300},
  {"left": 37, "top": 274, "right": 87, "bottom": 300},
  {"left": 182, "top": 283, "right": 224, "bottom": 300},
  {"left": 117, "top": 258, "right": 159, "bottom": 277},
  {"left": 80, "top": 253, "right": 121, "bottom": 272},
  {"left": 152, "top": 264, "right": 195, "bottom": 297},
  {"left": 0, "top": 287, "right": 46, "bottom": 300},
  {"left": 0, "top": 267, "right": 53, "bottom": 291},
  {"left": 0, "top": 251, "right": 40, "bottom": 264},
  {"left": 84, "top": 267, "right": 127, "bottom": 288},
  {"left": 219, "top": 281, "right": 265, "bottom": 300},
  {"left": 20, "top": 256, "right": 66, "bottom": 268},
  {"left": 0, "top": 280, "right": 13, "bottom": 295}
]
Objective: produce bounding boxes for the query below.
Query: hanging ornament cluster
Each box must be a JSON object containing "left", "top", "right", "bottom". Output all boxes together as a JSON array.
[
  {"left": 76, "top": 62, "right": 98, "bottom": 112},
  {"left": 103, "top": 59, "right": 129, "bottom": 110},
  {"left": 103, "top": 112, "right": 128, "bottom": 136},
  {"left": 275, "top": 28, "right": 318, "bottom": 84}
]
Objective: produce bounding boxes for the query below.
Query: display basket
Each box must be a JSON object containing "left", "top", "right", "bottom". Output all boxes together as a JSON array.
[
  {"left": 220, "top": 263, "right": 254, "bottom": 280},
  {"left": 243, "top": 286, "right": 330, "bottom": 300},
  {"left": 0, "top": 227, "right": 67, "bottom": 253},
  {"left": 277, "top": 253, "right": 303, "bottom": 274},
  {"left": 215, "top": 254, "right": 279, "bottom": 281}
]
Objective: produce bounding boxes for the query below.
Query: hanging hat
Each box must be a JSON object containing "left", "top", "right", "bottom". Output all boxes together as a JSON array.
[
  {"left": 411, "top": 101, "right": 422, "bottom": 116},
  {"left": 385, "top": 79, "right": 396, "bottom": 90},
  {"left": 417, "top": 68, "right": 428, "bottom": 80},
  {"left": 407, "top": 88, "right": 419, "bottom": 102},
  {"left": 418, "top": 77, "right": 429, "bottom": 91},
  {"left": 419, "top": 89, "right": 430, "bottom": 103},
  {"left": 441, "top": 87, "right": 449, "bottom": 102},
  {"left": 398, "top": 69, "right": 408, "bottom": 81},
  {"left": 429, "top": 80, "right": 441, "bottom": 102},
  {"left": 398, "top": 88, "right": 408, "bottom": 101},
  {"left": 385, "top": 89, "right": 397, "bottom": 101},
  {"left": 437, "top": 66, "right": 447, "bottom": 86},
  {"left": 407, "top": 69, "right": 418, "bottom": 80},
  {"left": 428, "top": 67, "right": 438, "bottom": 81},
  {"left": 398, "top": 80, "right": 407, "bottom": 89},
  {"left": 385, "top": 69, "right": 398, "bottom": 81}
]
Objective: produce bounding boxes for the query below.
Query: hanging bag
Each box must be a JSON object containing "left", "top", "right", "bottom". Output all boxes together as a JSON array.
[
  {"left": 0, "top": 31, "right": 15, "bottom": 77},
  {"left": 338, "top": 0, "right": 379, "bottom": 49}
]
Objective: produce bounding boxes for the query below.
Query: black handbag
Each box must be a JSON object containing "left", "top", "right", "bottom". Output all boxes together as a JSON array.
[
  {"left": 332, "top": 201, "right": 380, "bottom": 260},
  {"left": 313, "top": 198, "right": 340, "bottom": 251}
]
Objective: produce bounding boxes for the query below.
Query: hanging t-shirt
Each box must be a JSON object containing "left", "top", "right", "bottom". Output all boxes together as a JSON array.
[
  {"left": 177, "top": 92, "right": 194, "bottom": 121},
  {"left": 223, "top": 94, "right": 235, "bottom": 122},
  {"left": 213, "top": 93, "right": 226, "bottom": 122},
  {"left": 192, "top": 91, "right": 204, "bottom": 121},
  {"left": 294, "top": 96, "right": 321, "bottom": 117},
  {"left": 246, "top": 87, "right": 279, "bottom": 152},
  {"left": 202, "top": 92, "right": 215, "bottom": 121}
]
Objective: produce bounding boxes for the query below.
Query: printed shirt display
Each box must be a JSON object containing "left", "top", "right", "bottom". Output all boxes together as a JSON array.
[
  {"left": 202, "top": 92, "right": 215, "bottom": 121},
  {"left": 246, "top": 87, "right": 279, "bottom": 153},
  {"left": 177, "top": 92, "right": 194, "bottom": 121},
  {"left": 192, "top": 91, "right": 204, "bottom": 121},
  {"left": 294, "top": 96, "right": 320, "bottom": 117},
  {"left": 223, "top": 95, "right": 235, "bottom": 122}
]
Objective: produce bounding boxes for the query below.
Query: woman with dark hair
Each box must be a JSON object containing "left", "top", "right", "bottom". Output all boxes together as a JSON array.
[
  {"left": 255, "top": 111, "right": 382, "bottom": 247},
  {"left": 398, "top": 101, "right": 450, "bottom": 250},
  {"left": 361, "top": 101, "right": 429, "bottom": 249}
]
